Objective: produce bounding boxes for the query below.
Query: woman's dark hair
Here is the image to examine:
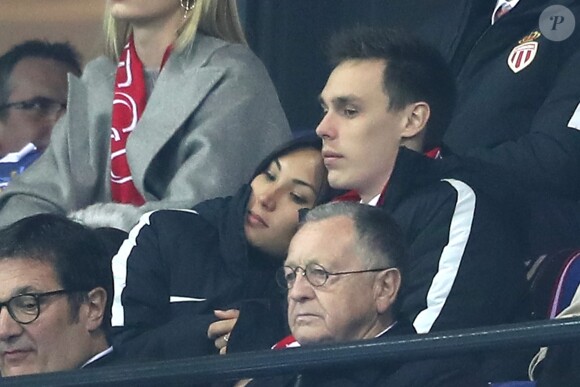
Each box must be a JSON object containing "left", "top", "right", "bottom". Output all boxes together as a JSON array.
[{"left": 251, "top": 135, "right": 332, "bottom": 205}]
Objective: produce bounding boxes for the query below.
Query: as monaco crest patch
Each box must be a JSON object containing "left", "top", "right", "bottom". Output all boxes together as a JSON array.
[
  {"left": 508, "top": 31, "right": 541, "bottom": 73},
  {"left": 508, "top": 41, "right": 538, "bottom": 73}
]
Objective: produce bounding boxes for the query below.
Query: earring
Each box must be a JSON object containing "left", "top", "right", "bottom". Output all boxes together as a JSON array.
[{"left": 180, "top": 0, "right": 196, "bottom": 19}]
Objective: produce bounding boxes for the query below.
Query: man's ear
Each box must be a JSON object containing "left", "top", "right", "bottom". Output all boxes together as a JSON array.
[
  {"left": 374, "top": 268, "right": 402, "bottom": 315},
  {"left": 84, "top": 287, "right": 107, "bottom": 332},
  {"left": 401, "top": 101, "right": 430, "bottom": 142}
]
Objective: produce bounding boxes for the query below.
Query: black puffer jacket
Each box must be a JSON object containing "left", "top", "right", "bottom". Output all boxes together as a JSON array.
[{"left": 111, "top": 185, "right": 286, "bottom": 360}]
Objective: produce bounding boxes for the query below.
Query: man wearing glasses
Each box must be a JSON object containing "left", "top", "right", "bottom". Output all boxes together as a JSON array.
[
  {"left": 0, "top": 214, "right": 113, "bottom": 377},
  {"left": 244, "top": 202, "right": 482, "bottom": 386},
  {"left": 279, "top": 202, "right": 407, "bottom": 349},
  {"left": 0, "top": 40, "right": 81, "bottom": 189}
]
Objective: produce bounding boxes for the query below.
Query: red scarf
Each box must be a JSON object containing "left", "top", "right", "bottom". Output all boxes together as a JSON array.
[
  {"left": 271, "top": 335, "right": 300, "bottom": 349},
  {"left": 110, "top": 37, "right": 147, "bottom": 205}
]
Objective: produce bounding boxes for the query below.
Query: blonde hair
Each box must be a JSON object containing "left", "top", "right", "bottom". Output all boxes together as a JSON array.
[{"left": 103, "top": 0, "right": 247, "bottom": 61}]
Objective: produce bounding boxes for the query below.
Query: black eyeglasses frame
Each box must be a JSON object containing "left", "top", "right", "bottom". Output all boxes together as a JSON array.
[{"left": 0, "top": 289, "right": 82, "bottom": 325}]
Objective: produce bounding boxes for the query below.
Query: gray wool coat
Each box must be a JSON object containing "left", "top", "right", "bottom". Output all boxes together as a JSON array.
[{"left": 0, "top": 34, "right": 291, "bottom": 229}]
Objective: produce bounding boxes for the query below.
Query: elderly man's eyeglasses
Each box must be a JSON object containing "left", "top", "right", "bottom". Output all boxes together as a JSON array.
[
  {"left": 0, "top": 289, "right": 78, "bottom": 324},
  {"left": 277, "top": 263, "right": 390, "bottom": 289},
  {"left": 0, "top": 97, "right": 66, "bottom": 118}
]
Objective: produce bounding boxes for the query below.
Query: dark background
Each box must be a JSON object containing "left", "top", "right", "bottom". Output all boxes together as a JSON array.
[{"left": 237, "top": 0, "right": 445, "bottom": 134}]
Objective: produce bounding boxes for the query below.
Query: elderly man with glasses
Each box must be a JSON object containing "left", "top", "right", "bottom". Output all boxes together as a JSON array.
[
  {"left": 241, "top": 202, "right": 483, "bottom": 387},
  {"left": 0, "top": 214, "right": 114, "bottom": 377}
]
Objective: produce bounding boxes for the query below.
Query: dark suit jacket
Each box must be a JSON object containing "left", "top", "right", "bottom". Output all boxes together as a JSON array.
[{"left": 246, "top": 320, "right": 485, "bottom": 387}]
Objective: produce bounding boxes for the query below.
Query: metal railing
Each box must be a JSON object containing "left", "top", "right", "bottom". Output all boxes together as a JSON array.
[{"left": 3, "top": 317, "right": 580, "bottom": 386}]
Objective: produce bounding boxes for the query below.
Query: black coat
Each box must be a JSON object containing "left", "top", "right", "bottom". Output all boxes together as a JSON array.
[
  {"left": 418, "top": 0, "right": 580, "bottom": 199},
  {"left": 246, "top": 319, "right": 485, "bottom": 387},
  {"left": 111, "top": 185, "right": 286, "bottom": 360},
  {"left": 338, "top": 148, "right": 529, "bottom": 334}
]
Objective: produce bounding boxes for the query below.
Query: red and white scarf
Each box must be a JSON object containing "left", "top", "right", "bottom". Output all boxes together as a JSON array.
[
  {"left": 271, "top": 322, "right": 398, "bottom": 350},
  {"left": 272, "top": 335, "right": 301, "bottom": 350},
  {"left": 110, "top": 37, "right": 148, "bottom": 205}
]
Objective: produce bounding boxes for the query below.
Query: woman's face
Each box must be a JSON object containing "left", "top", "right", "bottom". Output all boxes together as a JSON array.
[
  {"left": 107, "top": 0, "right": 182, "bottom": 27},
  {"left": 245, "top": 148, "right": 326, "bottom": 259}
]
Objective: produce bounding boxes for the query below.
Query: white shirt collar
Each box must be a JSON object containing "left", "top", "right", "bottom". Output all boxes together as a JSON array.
[
  {"left": 491, "top": 0, "right": 521, "bottom": 24},
  {"left": 375, "top": 321, "right": 398, "bottom": 338},
  {"left": 81, "top": 346, "right": 113, "bottom": 368},
  {"left": 291, "top": 321, "right": 399, "bottom": 348},
  {"left": 363, "top": 193, "right": 381, "bottom": 207},
  {"left": 0, "top": 143, "right": 37, "bottom": 163}
]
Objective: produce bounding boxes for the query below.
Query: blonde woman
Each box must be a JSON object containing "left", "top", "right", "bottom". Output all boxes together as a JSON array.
[{"left": 0, "top": 0, "right": 291, "bottom": 231}]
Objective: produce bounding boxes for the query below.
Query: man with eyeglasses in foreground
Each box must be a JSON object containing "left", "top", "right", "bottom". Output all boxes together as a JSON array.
[
  {"left": 0, "top": 40, "right": 81, "bottom": 189},
  {"left": 243, "top": 202, "right": 483, "bottom": 387},
  {"left": 0, "top": 214, "right": 114, "bottom": 377}
]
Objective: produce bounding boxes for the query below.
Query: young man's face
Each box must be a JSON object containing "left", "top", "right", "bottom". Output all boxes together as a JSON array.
[
  {"left": 0, "top": 258, "right": 94, "bottom": 377},
  {"left": 316, "top": 59, "right": 407, "bottom": 202}
]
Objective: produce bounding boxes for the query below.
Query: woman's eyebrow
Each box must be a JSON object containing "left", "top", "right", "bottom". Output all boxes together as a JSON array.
[
  {"left": 291, "top": 178, "right": 317, "bottom": 193},
  {"left": 277, "top": 156, "right": 318, "bottom": 193}
]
